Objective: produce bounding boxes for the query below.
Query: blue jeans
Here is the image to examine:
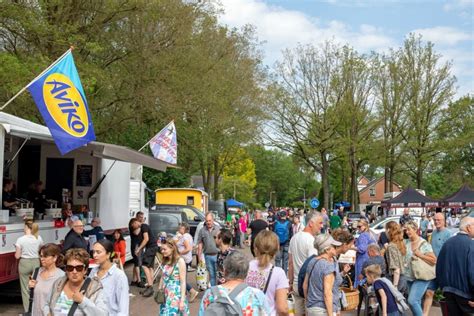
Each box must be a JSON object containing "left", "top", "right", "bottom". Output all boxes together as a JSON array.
[
  {"left": 407, "top": 279, "right": 430, "bottom": 316},
  {"left": 275, "top": 243, "right": 289, "bottom": 272},
  {"left": 205, "top": 254, "right": 217, "bottom": 286}
]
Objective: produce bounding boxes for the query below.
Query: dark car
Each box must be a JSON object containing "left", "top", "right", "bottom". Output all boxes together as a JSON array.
[
  {"left": 150, "top": 204, "right": 205, "bottom": 237},
  {"left": 346, "top": 212, "right": 367, "bottom": 231}
]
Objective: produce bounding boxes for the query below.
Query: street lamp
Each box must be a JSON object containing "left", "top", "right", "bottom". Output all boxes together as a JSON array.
[
  {"left": 298, "top": 187, "right": 306, "bottom": 210},
  {"left": 270, "top": 191, "right": 276, "bottom": 208}
]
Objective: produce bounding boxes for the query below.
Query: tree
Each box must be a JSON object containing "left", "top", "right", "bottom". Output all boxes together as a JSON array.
[
  {"left": 401, "top": 34, "right": 456, "bottom": 188},
  {"left": 220, "top": 149, "right": 257, "bottom": 203},
  {"left": 268, "top": 42, "right": 350, "bottom": 209},
  {"left": 335, "top": 49, "right": 378, "bottom": 211},
  {"left": 373, "top": 49, "right": 409, "bottom": 193}
]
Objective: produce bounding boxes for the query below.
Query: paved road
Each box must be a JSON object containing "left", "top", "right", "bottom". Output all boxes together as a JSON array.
[{"left": 0, "top": 245, "right": 442, "bottom": 315}]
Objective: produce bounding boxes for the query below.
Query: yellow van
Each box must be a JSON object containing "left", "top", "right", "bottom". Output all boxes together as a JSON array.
[{"left": 155, "top": 188, "right": 208, "bottom": 213}]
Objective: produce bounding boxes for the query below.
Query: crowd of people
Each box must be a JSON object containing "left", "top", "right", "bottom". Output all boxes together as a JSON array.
[{"left": 11, "top": 205, "right": 474, "bottom": 316}]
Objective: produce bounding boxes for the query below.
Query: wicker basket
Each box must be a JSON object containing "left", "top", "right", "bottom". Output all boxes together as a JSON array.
[{"left": 340, "top": 276, "right": 359, "bottom": 311}]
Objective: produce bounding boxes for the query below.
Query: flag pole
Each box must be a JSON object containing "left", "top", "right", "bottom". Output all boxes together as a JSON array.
[{"left": 0, "top": 47, "right": 74, "bottom": 111}]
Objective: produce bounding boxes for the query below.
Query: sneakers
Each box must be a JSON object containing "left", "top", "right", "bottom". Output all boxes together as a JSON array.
[
  {"left": 142, "top": 286, "right": 154, "bottom": 297},
  {"left": 188, "top": 288, "right": 199, "bottom": 303}
]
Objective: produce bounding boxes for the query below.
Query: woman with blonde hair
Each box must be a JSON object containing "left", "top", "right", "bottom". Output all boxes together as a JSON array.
[
  {"left": 386, "top": 223, "right": 407, "bottom": 293},
  {"left": 402, "top": 221, "right": 436, "bottom": 316},
  {"left": 246, "top": 230, "right": 289, "bottom": 315},
  {"left": 158, "top": 237, "right": 190, "bottom": 315},
  {"left": 354, "top": 219, "right": 375, "bottom": 287},
  {"left": 15, "top": 220, "right": 43, "bottom": 312}
]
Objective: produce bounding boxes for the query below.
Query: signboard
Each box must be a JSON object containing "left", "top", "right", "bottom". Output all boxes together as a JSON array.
[
  {"left": 310, "top": 198, "right": 320, "bottom": 209},
  {"left": 76, "top": 165, "right": 93, "bottom": 187},
  {"left": 265, "top": 202, "right": 270, "bottom": 208}
]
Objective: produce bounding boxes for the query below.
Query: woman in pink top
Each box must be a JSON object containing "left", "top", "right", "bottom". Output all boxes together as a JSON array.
[
  {"left": 238, "top": 212, "right": 248, "bottom": 248},
  {"left": 245, "top": 230, "right": 289, "bottom": 315}
]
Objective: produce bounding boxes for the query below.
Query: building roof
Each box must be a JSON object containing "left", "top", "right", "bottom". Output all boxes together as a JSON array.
[{"left": 359, "top": 176, "right": 402, "bottom": 194}]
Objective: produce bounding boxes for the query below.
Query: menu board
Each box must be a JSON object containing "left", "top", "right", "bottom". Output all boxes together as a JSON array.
[{"left": 76, "top": 165, "right": 93, "bottom": 187}]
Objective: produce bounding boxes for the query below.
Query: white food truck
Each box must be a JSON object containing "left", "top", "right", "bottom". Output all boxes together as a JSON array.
[{"left": 0, "top": 112, "right": 170, "bottom": 284}]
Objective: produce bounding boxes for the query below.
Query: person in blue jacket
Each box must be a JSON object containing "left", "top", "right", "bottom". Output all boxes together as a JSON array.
[{"left": 436, "top": 216, "right": 474, "bottom": 315}]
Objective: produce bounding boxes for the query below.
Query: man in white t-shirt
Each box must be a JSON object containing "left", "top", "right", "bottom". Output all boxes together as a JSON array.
[{"left": 288, "top": 211, "right": 323, "bottom": 316}]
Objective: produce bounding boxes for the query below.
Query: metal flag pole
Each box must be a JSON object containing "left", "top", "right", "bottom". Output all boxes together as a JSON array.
[{"left": 0, "top": 47, "right": 73, "bottom": 111}]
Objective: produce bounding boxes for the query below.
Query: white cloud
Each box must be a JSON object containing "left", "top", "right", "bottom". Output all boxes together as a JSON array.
[
  {"left": 443, "top": 0, "right": 473, "bottom": 12},
  {"left": 218, "top": 0, "right": 396, "bottom": 64},
  {"left": 412, "top": 26, "right": 472, "bottom": 46},
  {"left": 217, "top": 0, "right": 473, "bottom": 98}
]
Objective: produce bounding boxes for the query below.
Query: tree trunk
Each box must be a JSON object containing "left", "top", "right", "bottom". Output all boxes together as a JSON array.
[
  {"left": 341, "top": 166, "right": 348, "bottom": 201},
  {"left": 212, "top": 157, "right": 220, "bottom": 200},
  {"left": 384, "top": 167, "right": 390, "bottom": 193},
  {"left": 349, "top": 146, "right": 359, "bottom": 212},
  {"left": 416, "top": 160, "right": 423, "bottom": 189},
  {"left": 321, "top": 152, "right": 330, "bottom": 210}
]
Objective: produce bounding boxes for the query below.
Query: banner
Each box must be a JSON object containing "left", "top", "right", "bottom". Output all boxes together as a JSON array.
[
  {"left": 149, "top": 121, "right": 177, "bottom": 164},
  {"left": 28, "top": 51, "right": 95, "bottom": 154}
]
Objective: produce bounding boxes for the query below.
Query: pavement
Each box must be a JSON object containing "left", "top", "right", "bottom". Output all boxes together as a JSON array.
[{"left": 0, "top": 245, "right": 442, "bottom": 315}]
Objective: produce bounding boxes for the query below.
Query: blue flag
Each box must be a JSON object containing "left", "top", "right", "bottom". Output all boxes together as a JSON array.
[{"left": 28, "top": 51, "right": 95, "bottom": 155}]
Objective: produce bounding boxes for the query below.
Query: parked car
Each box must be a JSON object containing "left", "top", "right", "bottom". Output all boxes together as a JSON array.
[
  {"left": 151, "top": 204, "right": 205, "bottom": 237},
  {"left": 148, "top": 208, "right": 188, "bottom": 238},
  {"left": 370, "top": 215, "right": 423, "bottom": 236}
]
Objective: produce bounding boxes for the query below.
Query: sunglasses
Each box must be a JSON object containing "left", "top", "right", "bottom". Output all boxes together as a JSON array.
[
  {"left": 65, "top": 264, "right": 86, "bottom": 272},
  {"left": 357, "top": 226, "right": 363, "bottom": 228}
]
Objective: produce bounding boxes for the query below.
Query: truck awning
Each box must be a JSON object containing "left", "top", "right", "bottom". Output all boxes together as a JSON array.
[
  {"left": 0, "top": 112, "right": 173, "bottom": 172},
  {"left": 87, "top": 142, "right": 171, "bottom": 172}
]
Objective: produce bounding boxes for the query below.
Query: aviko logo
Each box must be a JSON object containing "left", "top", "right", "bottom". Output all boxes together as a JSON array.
[{"left": 42, "top": 73, "right": 89, "bottom": 137}]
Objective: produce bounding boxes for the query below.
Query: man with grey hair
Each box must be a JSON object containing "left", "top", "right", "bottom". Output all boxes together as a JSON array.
[
  {"left": 361, "top": 244, "right": 386, "bottom": 279},
  {"left": 62, "top": 219, "right": 87, "bottom": 253},
  {"left": 436, "top": 216, "right": 474, "bottom": 315},
  {"left": 288, "top": 211, "right": 324, "bottom": 315},
  {"left": 83, "top": 217, "right": 105, "bottom": 244},
  {"left": 198, "top": 212, "right": 221, "bottom": 286},
  {"left": 423, "top": 212, "right": 453, "bottom": 316}
]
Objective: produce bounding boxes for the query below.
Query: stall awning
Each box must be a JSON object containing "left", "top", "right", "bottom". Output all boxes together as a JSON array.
[
  {"left": 87, "top": 142, "right": 171, "bottom": 172},
  {"left": 0, "top": 112, "right": 173, "bottom": 172}
]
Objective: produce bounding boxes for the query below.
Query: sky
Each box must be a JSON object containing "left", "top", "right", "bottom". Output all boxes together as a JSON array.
[{"left": 216, "top": 0, "right": 473, "bottom": 98}]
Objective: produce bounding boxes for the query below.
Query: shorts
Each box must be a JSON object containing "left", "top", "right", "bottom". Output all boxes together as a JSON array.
[
  {"left": 427, "top": 278, "right": 439, "bottom": 291},
  {"left": 142, "top": 247, "right": 158, "bottom": 268},
  {"left": 132, "top": 254, "right": 141, "bottom": 267}
]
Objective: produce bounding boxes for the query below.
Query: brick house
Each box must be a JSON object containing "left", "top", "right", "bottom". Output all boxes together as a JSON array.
[{"left": 359, "top": 176, "right": 402, "bottom": 205}]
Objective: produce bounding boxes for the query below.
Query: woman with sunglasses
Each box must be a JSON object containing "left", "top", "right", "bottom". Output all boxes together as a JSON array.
[
  {"left": 158, "top": 238, "right": 190, "bottom": 315},
  {"left": 90, "top": 239, "right": 129, "bottom": 315},
  {"left": 43, "top": 248, "right": 108, "bottom": 315},
  {"left": 28, "top": 243, "right": 65, "bottom": 316},
  {"left": 354, "top": 219, "right": 375, "bottom": 287}
]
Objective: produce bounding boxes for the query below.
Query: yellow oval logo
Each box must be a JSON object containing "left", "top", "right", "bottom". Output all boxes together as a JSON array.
[{"left": 42, "top": 73, "right": 89, "bottom": 137}]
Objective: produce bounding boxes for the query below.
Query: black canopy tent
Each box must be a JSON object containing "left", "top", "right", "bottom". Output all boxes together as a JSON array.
[
  {"left": 381, "top": 187, "right": 439, "bottom": 208},
  {"left": 442, "top": 184, "right": 474, "bottom": 207}
]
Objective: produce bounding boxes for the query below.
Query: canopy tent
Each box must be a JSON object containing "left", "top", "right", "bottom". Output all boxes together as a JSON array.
[
  {"left": 226, "top": 198, "right": 244, "bottom": 207},
  {"left": 442, "top": 184, "right": 474, "bottom": 207},
  {"left": 335, "top": 201, "right": 351, "bottom": 208},
  {"left": 381, "top": 187, "right": 439, "bottom": 208}
]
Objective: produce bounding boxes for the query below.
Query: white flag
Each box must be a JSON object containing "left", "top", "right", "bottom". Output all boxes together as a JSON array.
[{"left": 149, "top": 121, "right": 177, "bottom": 165}]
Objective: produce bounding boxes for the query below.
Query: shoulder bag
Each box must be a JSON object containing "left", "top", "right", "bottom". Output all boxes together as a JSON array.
[
  {"left": 67, "top": 277, "right": 92, "bottom": 316},
  {"left": 22, "top": 267, "right": 40, "bottom": 316},
  {"left": 410, "top": 240, "right": 435, "bottom": 281}
]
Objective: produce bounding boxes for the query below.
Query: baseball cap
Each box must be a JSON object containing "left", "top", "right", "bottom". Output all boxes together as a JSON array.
[
  {"left": 279, "top": 210, "right": 287, "bottom": 217},
  {"left": 314, "top": 234, "right": 342, "bottom": 253}
]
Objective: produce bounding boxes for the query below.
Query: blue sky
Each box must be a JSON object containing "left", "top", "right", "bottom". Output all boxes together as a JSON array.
[{"left": 218, "top": 0, "right": 473, "bottom": 98}]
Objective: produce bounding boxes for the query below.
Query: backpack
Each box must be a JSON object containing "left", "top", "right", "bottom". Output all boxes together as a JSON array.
[
  {"left": 297, "top": 255, "right": 317, "bottom": 297},
  {"left": 274, "top": 220, "right": 290, "bottom": 244},
  {"left": 376, "top": 277, "right": 410, "bottom": 313},
  {"left": 205, "top": 283, "right": 248, "bottom": 316}
]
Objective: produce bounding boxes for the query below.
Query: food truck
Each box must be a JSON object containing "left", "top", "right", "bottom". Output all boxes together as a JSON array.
[
  {"left": 0, "top": 112, "right": 170, "bottom": 284},
  {"left": 155, "top": 188, "right": 208, "bottom": 213}
]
